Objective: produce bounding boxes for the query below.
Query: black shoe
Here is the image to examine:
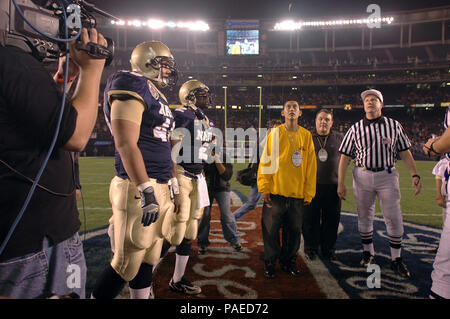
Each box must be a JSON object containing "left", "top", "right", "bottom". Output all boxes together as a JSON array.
[
  {"left": 360, "top": 251, "right": 376, "bottom": 267},
  {"left": 264, "top": 262, "right": 276, "bottom": 279},
  {"left": 304, "top": 250, "right": 317, "bottom": 261},
  {"left": 323, "top": 250, "right": 338, "bottom": 262},
  {"left": 390, "top": 257, "right": 412, "bottom": 279},
  {"left": 169, "top": 277, "right": 202, "bottom": 295},
  {"left": 281, "top": 262, "right": 301, "bottom": 277},
  {"left": 233, "top": 243, "right": 242, "bottom": 252},
  {"left": 199, "top": 246, "right": 207, "bottom": 255}
]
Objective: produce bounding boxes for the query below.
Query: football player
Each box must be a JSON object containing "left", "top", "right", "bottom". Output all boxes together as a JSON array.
[
  {"left": 160, "top": 80, "right": 213, "bottom": 295},
  {"left": 91, "top": 41, "right": 178, "bottom": 299}
]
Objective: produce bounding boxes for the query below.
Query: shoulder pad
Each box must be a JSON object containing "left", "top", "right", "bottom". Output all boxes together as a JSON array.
[{"left": 108, "top": 71, "right": 147, "bottom": 93}]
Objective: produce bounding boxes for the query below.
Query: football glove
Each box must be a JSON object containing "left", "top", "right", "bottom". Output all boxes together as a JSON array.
[{"left": 139, "top": 185, "right": 160, "bottom": 226}]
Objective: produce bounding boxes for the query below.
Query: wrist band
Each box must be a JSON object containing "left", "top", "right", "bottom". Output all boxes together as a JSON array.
[
  {"left": 429, "top": 141, "right": 441, "bottom": 156},
  {"left": 137, "top": 181, "right": 152, "bottom": 192},
  {"left": 170, "top": 177, "right": 180, "bottom": 195},
  {"left": 412, "top": 174, "right": 420, "bottom": 180},
  {"left": 436, "top": 196, "right": 443, "bottom": 201}
]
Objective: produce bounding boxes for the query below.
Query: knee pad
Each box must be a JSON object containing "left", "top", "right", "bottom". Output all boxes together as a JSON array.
[
  {"left": 176, "top": 239, "right": 192, "bottom": 256},
  {"left": 183, "top": 206, "right": 204, "bottom": 240},
  {"left": 162, "top": 216, "right": 187, "bottom": 246},
  {"left": 143, "top": 237, "right": 164, "bottom": 266},
  {"left": 129, "top": 263, "right": 153, "bottom": 290},
  {"left": 184, "top": 219, "right": 198, "bottom": 240},
  {"left": 162, "top": 174, "right": 194, "bottom": 245},
  {"left": 92, "top": 264, "right": 126, "bottom": 299}
]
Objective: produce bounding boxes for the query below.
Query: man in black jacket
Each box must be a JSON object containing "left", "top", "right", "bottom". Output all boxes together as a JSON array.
[
  {"left": 0, "top": 28, "right": 107, "bottom": 299},
  {"left": 302, "top": 109, "right": 344, "bottom": 261},
  {"left": 197, "top": 152, "right": 242, "bottom": 254}
]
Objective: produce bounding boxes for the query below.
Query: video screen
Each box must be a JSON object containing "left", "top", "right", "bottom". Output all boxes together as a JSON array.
[{"left": 226, "top": 30, "right": 259, "bottom": 55}]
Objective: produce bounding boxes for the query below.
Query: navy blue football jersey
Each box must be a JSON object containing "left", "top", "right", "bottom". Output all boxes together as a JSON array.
[
  {"left": 104, "top": 71, "right": 175, "bottom": 183},
  {"left": 172, "top": 106, "right": 213, "bottom": 175}
]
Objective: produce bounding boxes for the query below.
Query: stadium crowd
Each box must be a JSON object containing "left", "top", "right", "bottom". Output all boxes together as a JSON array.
[{"left": 84, "top": 88, "right": 449, "bottom": 160}]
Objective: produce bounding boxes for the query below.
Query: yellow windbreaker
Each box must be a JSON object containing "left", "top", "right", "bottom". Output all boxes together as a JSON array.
[{"left": 257, "top": 124, "right": 317, "bottom": 202}]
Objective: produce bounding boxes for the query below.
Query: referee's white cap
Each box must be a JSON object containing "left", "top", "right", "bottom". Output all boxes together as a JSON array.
[{"left": 361, "top": 89, "right": 383, "bottom": 103}]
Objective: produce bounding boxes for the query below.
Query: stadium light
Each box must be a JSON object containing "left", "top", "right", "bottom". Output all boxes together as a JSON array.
[
  {"left": 274, "top": 16, "right": 394, "bottom": 30},
  {"left": 111, "top": 19, "right": 210, "bottom": 31}
]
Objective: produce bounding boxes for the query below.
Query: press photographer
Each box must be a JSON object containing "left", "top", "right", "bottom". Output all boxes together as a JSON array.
[{"left": 0, "top": 0, "right": 113, "bottom": 298}]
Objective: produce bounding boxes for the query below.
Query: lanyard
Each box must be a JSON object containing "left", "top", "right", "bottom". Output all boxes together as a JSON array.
[{"left": 316, "top": 135, "right": 329, "bottom": 150}]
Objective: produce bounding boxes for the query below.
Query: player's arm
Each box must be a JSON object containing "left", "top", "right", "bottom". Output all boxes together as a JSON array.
[
  {"left": 170, "top": 137, "right": 182, "bottom": 213},
  {"left": 111, "top": 99, "right": 148, "bottom": 185},
  {"left": 435, "top": 176, "right": 445, "bottom": 208},
  {"left": 337, "top": 154, "right": 351, "bottom": 200},
  {"left": 399, "top": 150, "right": 421, "bottom": 195},
  {"left": 111, "top": 98, "right": 160, "bottom": 226},
  {"left": 424, "top": 128, "right": 450, "bottom": 156}
]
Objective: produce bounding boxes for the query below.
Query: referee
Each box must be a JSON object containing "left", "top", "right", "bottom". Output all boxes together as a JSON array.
[{"left": 337, "top": 89, "right": 421, "bottom": 278}]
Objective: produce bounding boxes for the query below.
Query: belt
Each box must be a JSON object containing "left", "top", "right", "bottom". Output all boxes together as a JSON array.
[
  {"left": 356, "top": 165, "right": 393, "bottom": 173},
  {"left": 183, "top": 171, "right": 198, "bottom": 180}
]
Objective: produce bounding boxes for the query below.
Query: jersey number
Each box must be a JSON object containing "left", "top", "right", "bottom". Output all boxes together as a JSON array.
[{"left": 153, "top": 102, "right": 173, "bottom": 142}]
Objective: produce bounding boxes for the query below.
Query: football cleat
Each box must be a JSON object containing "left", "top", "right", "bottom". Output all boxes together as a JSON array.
[
  {"left": 169, "top": 277, "right": 202, "bottom": 295},
  {"left": 360, "top": 251, "right": 376, "bottom": 267},
  {"left": 390, "top": 257, "right": 412, "bottom": 278}
]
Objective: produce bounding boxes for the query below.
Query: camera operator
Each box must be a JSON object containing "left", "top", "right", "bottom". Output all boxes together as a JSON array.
[{"left": 0, "top": 27, "right": 107, "bottom": 299}]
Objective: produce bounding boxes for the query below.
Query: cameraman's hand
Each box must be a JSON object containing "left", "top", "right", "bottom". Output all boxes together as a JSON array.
[
  {"left": 139, "top": 185, "right": 160, "bottom": 226},
  {"left": 69, "top": 28, "right": 107, "bottom": 72},
  {"left": 56, "top": 54, "right": 80, "bottom": 79}
]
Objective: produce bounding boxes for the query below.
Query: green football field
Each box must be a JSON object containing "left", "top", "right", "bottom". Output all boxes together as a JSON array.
[{"left": 77, "top": 157, "right": 445, "bottom": 233}]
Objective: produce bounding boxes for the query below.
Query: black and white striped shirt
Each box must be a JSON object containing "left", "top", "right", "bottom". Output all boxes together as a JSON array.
[{"left": 339, "top": 116, "right": 411, "bottom": 170}]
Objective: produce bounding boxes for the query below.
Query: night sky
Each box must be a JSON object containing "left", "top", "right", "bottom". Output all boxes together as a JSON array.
[{"left": 87, "top": 0, "right": 450, "bottom": 20}]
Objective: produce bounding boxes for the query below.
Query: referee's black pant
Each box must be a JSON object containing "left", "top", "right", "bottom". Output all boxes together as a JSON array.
[
  {"left": 302, "top": 184, "right": 341, "bottom": 255},
  {"left": 262, "top": 194, "right": 304, "bottom": 266}
]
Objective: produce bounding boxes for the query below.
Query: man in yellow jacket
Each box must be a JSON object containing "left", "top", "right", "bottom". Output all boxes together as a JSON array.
[{"left": 258, "top": 100, "right": 317, "bottom": 278}]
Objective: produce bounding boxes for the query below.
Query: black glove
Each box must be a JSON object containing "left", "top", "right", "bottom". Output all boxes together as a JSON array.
[{"left": 139, "top": 185, "right": 160, "bottom": 226}]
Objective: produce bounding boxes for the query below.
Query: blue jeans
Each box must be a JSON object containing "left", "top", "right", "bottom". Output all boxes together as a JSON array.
[
  {"left": 233, "top": 183, "right": 262, "bottom": 221},
  {"left": 198, "top": 191, "right": 241, "bottom": 248},
  {"left": 0, "top": 233, "right": 86, "bottom": 299}
]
